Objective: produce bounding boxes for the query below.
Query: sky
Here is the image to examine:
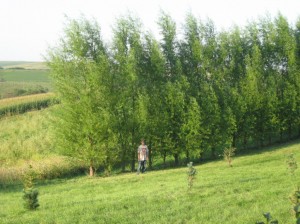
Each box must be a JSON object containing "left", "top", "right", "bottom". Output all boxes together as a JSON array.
[{"left": 0, "top": 0, "right": 300, "bottom": 61}]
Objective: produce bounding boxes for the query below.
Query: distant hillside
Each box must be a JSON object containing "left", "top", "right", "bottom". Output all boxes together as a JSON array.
[
  {"left": 0, "top": 61, "right": 29, "bottom": 67},
  {"left": 0, "top": 61, "right": 49, "bottom": 70}
]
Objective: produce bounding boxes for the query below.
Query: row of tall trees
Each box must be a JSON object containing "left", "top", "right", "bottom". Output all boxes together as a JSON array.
[{"left": 48, "top": 12, "right": 300, "bottom": 175}]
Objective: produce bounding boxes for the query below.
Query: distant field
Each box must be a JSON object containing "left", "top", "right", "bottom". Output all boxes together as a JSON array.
[
  {"left": 0, "top": 69, "right": 50, "bottom": 82},
  {"left": 0, "top": 82, "right": 51, "bottom": 99},
  {"left": 0, "top": 61, "right": 48, "bottom": 70},
  {"left": 0, "top": 61, "right": 30, "bottom": 67},
  {"left": 0, "top": 69, "right": 52, "bottom": 99}
]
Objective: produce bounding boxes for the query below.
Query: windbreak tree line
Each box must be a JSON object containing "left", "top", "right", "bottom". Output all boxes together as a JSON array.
[{"left": 48, "top": 12, "right": 300, "bottom": 175}]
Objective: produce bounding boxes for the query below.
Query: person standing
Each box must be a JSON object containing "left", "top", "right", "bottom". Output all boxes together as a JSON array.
[{"left": 137, "top": 139, "right": 149, "bottom": 174}]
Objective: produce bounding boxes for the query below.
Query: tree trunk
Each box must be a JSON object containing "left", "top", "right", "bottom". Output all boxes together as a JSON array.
[
  {"left": 199, "top": 151, "right": 204, "bottom": 162},
  {"left": 211, "top": 147, "right": 216, "bottom": 159},
  {"left": 174, "top": 153, "right": 179, "bottom": 166},
  {"left": 149, "top": 140, "right": 152, "bottom": 169},
  {"left": 89, "top": 161, "right": 94, "bottom": 176},
  {"left": 232, "top": 132, "right": 237, "bottom": 148},
  {"left": 268, "top": 135, "right": 272, "bottom": 146},
  {"left": 131, "top": 151, "right": 135, "bottom": 172},
  {"left": 243, "top": 134, "right": 248, "bottom": 150},
  {"left": 186, "top": 150, "right": 190, "bottom": 164},
  {"left": 121, "top": 150, "right": 126, "bottom": 172},
  {"left": 288, "top": 122, "right": 292, "bottom": 140}
]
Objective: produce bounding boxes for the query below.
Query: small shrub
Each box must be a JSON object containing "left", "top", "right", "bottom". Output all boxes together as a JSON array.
[
  {"left": 290, "top": 187, "right": 300, "bottom": 223},
  {"left": 286, "top": 153, "right": 300, "bottom": 223},
  {"left": 255, "top": 212, "right": 278, "bottom": 224},
  {"left": 223, "top": 147, "right": 236, "bottom": 167},
  {"left": 286, "top": 153, "right": 298, "bottom": 177},
  {"left": 22, "top": 165, "right": 39, "bottom": 210},
  {"left": 187, "top": 162, "right": 197, "bottom": 189}
]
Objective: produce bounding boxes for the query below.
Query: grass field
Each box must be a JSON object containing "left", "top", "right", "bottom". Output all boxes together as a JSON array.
[
  {"left": 0, "top": 82, "right": 51, "bottom": 99},
  {"left": 0, "top": 107, "right": 84, "bottom": 185},
  {"left": 0, "top": 61, "right": 31, "bottom": 67},
  {"left": 1, "top": 140, "right": 300, "bottom": 223},
  {"left": 0, "top": 68, "right": 51, "bottom": 99},
  {"left": 0, "top": 107, "right": 55, "bottom": 166},
  {"left": 0, "top": 61, "right": 48, "bottom": 70},
  {"left": 0, "top": 69, "right": 50, "bottom": 82}
]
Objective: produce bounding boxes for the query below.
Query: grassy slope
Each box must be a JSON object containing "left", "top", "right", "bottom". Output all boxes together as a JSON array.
[
  {"left": 0, "top": 69, "right": 51, "bottom": 99},
  {"left": 1, "top": 141, "right": 299, "bottom": 223},
  {"left": 0, "top": 69, "right": 50, "bottom": 82},
  {"left": 0, "top": 107, "right": 85, "bottom": 185},
  {"left": 0, "top": 108, "right": 55, "bottom": 165}
]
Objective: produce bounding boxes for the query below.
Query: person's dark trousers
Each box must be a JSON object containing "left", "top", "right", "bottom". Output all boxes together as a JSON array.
[{"left": 142, "top": 160, "right": 147, "bottom": 173}]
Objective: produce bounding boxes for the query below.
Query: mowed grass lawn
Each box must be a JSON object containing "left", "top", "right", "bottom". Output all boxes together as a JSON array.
[{"left": 1, "top": 141, "right": 300, "bottom": 223}]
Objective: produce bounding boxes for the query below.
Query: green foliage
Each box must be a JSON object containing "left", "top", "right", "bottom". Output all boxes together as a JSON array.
[
  {"left": 223, "top": 147, "right": 236, "bottom": 167},
  {"left": 22, "top": 165, "right": 39, "bottom": 210},
  {"left": 46, "top": 12, "right": 300, "bottom": 173},
  {"left": 48, "top": 17, "right": 117, "bottom": 176},
  {"left": 13, "top": 86, "right": 49, "bottom": 97},
  {"left": 287, "top": 154, "right": 300, "bottom": 223},
  {"left": 180, "top": 97, "right": 202, "bottom": 160},
  {"left": 290, "top": 188, "right": 300, "bottom": 223},
  {"left": 187, "top": 162, "right": 196, "bottom": 189}
]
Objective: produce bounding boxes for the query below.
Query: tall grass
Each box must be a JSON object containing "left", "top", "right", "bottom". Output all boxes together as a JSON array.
[
  {"left": 0, "top": 107, "right": 85, "bottom": 186},
  {"left": 0, "top": 108, "right": 55, "bottom": 165},
  {"left": 0, "top": 93, "right": 59, "bottom": 117}
]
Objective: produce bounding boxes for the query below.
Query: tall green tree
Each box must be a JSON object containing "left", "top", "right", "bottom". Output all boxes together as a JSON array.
[
  {"left": 180, "top": 97, "right": 202, "bottom": 162},
  {"left": 141, "top": 33, "right": 166, "bottom": 167},
  {"left": 48, "top": 17, "right": 113, "bottom": 176},
  {"left": 110, "top": 15, "right": 145, "bottom": 171}
]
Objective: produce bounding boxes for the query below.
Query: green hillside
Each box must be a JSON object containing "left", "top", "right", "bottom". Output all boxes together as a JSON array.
[
  {"left": 0, "top": 61, "right": 48, "bottom": 70},
  {"left": 1, "top": 140, "right": 300, "bottom": 223},
  {"left": 0, "top": 61, "right": 30, "bottom": 67},
  {"left": 0, "top": 69, "right": 50, "bottom": 82},
  {"left": 0, "top": 69, "right": 51, "bottom": 99}
]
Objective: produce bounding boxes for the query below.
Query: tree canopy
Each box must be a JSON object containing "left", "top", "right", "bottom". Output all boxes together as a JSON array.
[{"left": 48, "top": 13, "right": 300, "bottom": 175}]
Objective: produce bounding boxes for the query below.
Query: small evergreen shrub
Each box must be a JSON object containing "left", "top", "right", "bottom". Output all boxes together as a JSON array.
[
  {"left": 286, "top": 153, "right": 298, "bottom": 177},
  {"left": 22, "top": 165, "right": 39, "bottom": 210},
  {"left": 223, "top": 147, "right": 236, "bottom": 167},
  {"left": 290, "top": 188, "right": 300, "bottom": 224},
  {"left": 187, "top": 162, "right": 197, "bottom": 189},
  {"left": 255, "top": 212, "right": 278, "bottom": 224}
]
